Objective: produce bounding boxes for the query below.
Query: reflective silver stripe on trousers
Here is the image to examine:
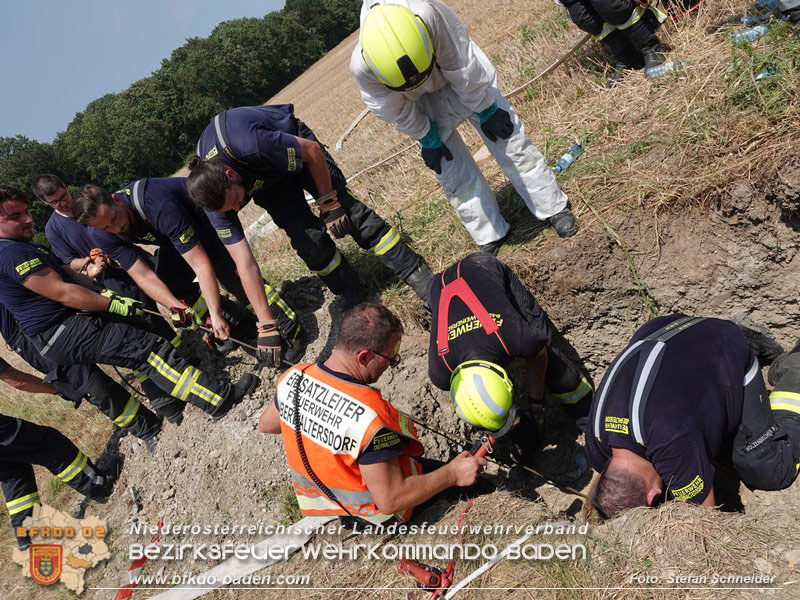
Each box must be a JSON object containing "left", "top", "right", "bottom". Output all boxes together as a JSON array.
[
  {"left": 593, "top": 340, "right": 644, "bottom": 440},
  {"left": 631, "top": 342, "right": 666, "bottom": 445},
  {"left": 40, "top": 323, "right": 67, "bottom": 356},
  {"left": 744, "top": 357, "right": 760, "bottom": 386}
]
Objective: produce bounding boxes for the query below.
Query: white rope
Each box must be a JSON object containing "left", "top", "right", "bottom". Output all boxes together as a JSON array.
[{"left": 335, "top": 108, "right": 370, "bottom": 151}]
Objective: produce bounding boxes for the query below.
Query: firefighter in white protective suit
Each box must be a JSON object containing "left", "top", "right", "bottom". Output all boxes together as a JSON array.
[{"left": 350, "top": 0, "right": 578, "bottom": 255}]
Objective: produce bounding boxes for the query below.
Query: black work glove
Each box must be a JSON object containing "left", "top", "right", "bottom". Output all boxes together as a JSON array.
[
  {"left": 316, "top": 190, "right": 351, "bottom": 239},
  {"left": 257, "top": 320, "right": 283, "bottom": 368},
  {"left": 480, "top": 107, "right": 514, "bottom": 143},
  {"left": 420, "top": 144, "right": 453, "bottom": 175}
]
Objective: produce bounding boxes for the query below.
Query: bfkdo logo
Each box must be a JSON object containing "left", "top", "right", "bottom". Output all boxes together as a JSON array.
[{"left": 30, "top": 544, "right": 63, "bottom": 585}]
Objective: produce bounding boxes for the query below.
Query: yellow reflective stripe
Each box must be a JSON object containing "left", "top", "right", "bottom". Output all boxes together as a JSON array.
[
  {"left": 57, "top": 452, "right": 88, "bottom": 483},
  {"left": 112, "top": 395, "right": 140, "bottom": 427},
  {"left": 172, "top": 368, "right": 192, "bottom": 399},
  {"left": 596, "top": 3, "right": 666, "bottom": 40},
  {"left": 263, "top": 284, "right": 297, "bottom": 322},
  {"left": 190, "top": 382, "right": 224, "bottom": 407},
  {"left": 312, "top": 250, "right": 342, "bottom": 277},
  {"left": 134, "top": 371, "right": 148, "bottom": 384},
  {"left": 770, "top": 391, "right": 800, "bottom": 416},
  {"left": 370, "top": 227, "right": 400, "bottom": 256},
  {"left": 7, "top": 492, "right": 41, "bottom": 515},
  {"left": 170, "top": 332, "right": 183, "bottom": 349},
  {"left": 147, "top": 352, "right": 180, "bottom": 384},
  {"left": 552, "top": 377, "right": 593, "bottom": 405},
  {"left": 398, "top": 412, "right": 416, "bottom": 438},
  {"left": 191, "top": 296, "right": 208, "bottom": 319}
]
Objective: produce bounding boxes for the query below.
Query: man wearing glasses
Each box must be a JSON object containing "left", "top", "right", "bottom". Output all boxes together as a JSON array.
[{"left": 259, "top": 302, "right": 489, "bottom": 526}]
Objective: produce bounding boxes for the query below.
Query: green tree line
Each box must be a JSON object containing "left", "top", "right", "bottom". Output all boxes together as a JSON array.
[{"left": 0, "top": 0, "right": 361, "bottom": 239}]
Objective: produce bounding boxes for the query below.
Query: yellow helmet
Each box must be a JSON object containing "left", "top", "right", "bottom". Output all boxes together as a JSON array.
[
  {"left": 450, "top": 361, "right": 513, "bottom": 431},
  {"left": 360, "top": 4, "right": 435, "bottom": 91}
]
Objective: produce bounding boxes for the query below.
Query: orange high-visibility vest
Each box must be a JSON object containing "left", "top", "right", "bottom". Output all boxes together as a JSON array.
[{"left": 276, "top": 363, "right": 424, "bottom": 524}]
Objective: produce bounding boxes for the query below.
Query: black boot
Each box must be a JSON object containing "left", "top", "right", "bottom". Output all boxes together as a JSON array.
[
  {"left": 479, "top": 226, "right": 512, "bottom": 256},
  {"left": 213, "top": 374, "right": 260, "bottom": 421},
  {"left": 405, "top": 262, "right": 433, "bottom": 301}
]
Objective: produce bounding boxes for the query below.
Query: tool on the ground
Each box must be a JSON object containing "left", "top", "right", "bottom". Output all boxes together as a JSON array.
[
  {"left": 140, "top": 308, "right": 258, "bottom": 352},
  {"left": 398, "top": 560, "right": 451, "bottom": 591},
  {"left": 411, "top": 417, "right": 588, "bottom": 499}
]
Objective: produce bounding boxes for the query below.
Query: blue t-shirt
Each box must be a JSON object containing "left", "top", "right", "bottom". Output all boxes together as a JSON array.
[
  {"left": 0, "top": 240, "right": 75, "bottom": 336},
  {"left": 0, "top": 303, "right": 21, "bottom": 344},
  {"left": 45, "top": 210, "right": 96, "bottom": 264},
  {"left": 585, "top": 315, "right": 748, "bottom": 505},
  {"left": 196, "top": 105, "right": 304, "bottom": 246},
  {"left": 90, "top": 177, "right": 204, "bottom": 270}
]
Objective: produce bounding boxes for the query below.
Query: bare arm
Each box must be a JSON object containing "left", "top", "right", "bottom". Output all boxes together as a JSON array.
[
  {"left": 295, "top": 136, "right": 333, "bottom": 197},
  {"left": 0, "top": 366, "right": 57, "bottom": 395},
  {"left": 126, "top": 257, "right": 184, "bottom": 309},
  {"left": 22, "top": 267, "right": 111, "bottom": 312},
  {"left": 181, "top": 244, "right": 229, "bottom": 338},
  {"left": 360, "top": 451, "right": 485, "bottom": 515},
  {"left": 67, "top": 257, "right": 91, "bottom": 274},
  {"left": 63, "top": 265, "right": 103, "bottom": 291},
  {"left": 226, "top": 239, "right": 275, "bottom": 325},
  {"left": 258, "top": 401, "right": 282, "bottom": 434},
  {"left": 700, "top": 489, "right": 717, "bottom": 508}
]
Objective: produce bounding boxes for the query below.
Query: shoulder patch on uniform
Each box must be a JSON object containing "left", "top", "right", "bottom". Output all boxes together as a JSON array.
[
  {"left": 251, "top": 180, "right": 264, "bottom": 193},
  {"left": 372, "top": 431, "right": 401, "bottom": 450},
  {"left": 217, "top": 228, "right": 232, "bottom": 239},
  {"left": 287, "top": 147, "right": 297, "bottom": 171},
  {"left": 179, "top": 226, "right": 195, "bottom": 244},
  {"left": 15, "top": 258, "right": 42, "bottom": 276},
  {"left": 604, "top": 416, "right": 629, "bottom": 434},
  {"left": 671, "top": 475, "right": 704, "bottom": 501},
  {"left": 205, "top": 146, "right": 219, "bottom": 160},
  {"left": 142, "top": 233, "right": 156, "bottom": 242}
]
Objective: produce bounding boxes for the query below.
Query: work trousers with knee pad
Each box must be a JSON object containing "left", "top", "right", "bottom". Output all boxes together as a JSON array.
[
  {"left": 562, "top": 0, "right": 660, "bottom": 52},
  {"left": 252, "top": 121, "right": 423, "bottom": 294},
  {"left": 731, "top": 351, "right": 800, "bottom": 490},
  {"left": 5, "top": 326, "right": 162, "bottom": 440},
  {"left": 435, "top": 93, "right": 568, "bottom": 246},
  {"left": 1, "top": 418, "right": 111, "bottom": 548},
  {"left": 31, "top": 314, "right": 234, "bottom": 419}
]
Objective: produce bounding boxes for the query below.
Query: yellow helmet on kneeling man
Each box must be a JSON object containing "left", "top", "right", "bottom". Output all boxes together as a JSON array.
[{"left": 450, "top": 360, "right": 513, "bottom": 431}]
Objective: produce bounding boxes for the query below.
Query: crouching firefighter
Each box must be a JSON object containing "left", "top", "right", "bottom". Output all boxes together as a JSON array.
[
  {"left": 427, "top": 253, "right": 593, "bottom": 466},
  {"left": 187, "top": 104, "right": 433, "bottom": 303},
  {"left": 0, "top": 413, "right": 119, "bottom": 549},
  {"left": 0, "top": 185, "right": 258, "bottom": 423},
  {"left": 259, "top": 303, "right": 492, "bottom": 525},
  {"left": 586, "top": 315, "right": 800, "bottom": 519},
  {"left": 73, "top": 178, "right": 303, "bottom": 364}
]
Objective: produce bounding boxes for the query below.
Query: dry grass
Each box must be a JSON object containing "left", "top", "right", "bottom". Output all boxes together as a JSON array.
[{"left": 249, "top": 0, "right": 800, "bottom": 323}]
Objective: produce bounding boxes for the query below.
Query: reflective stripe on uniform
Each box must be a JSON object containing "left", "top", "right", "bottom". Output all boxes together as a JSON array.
[
  {"left": 744, "top": 357, "right": 760, "bottom": 386},
  {"left": 631, "top": 342, "right": 666, "bottom": 446},
  {"left": 7, "top": 492, "right": 41, "bottom": 515},
  {"left": 370, "top": 227, "right": 401, "bottom": 256},
  {"left": 264, "top": 284, "right": 297, "bottom": 322},
  {"left": 131, "top": 180, "right": 147, "bottom": 221},
  {"left": 593, "top": 341, "right": 645, "bottom": 440},
  {"left": 147, "top": 352, "right": 181, "bottom": 384},
  {"left": 770, "top": 391, "right": 800, "bottom": 416},
  {"left": 312, "top": 251, "right": 342, "bottom": 277},
  {"left": 173, "top": 367, "right": 202, "bottom": 402},
  {"left": 112, "top": 395, "right": 140, "bottom": 427},
  {"left": 170, "top": 332, "right": 183, "bottom": 349},
  {"left": 397, "top": 412, "right": 416, "bottom": 438},
  {"left": 551, "top": 376, "right": 592, "bottom": 405},
  {"left": 57, "top": 452, "right": 88, "bottom": 484},
  {"left": 190, "top": 381, "right": 224, "bottom": 407},
  {"left": 596, "top": 3, "right": 667, "bottom": 41},
  {"left": 191, "top": 296, "right": 208, "bottom": 319},
  {"left": 40, "top": 323, "right": 67, "bottom": 356}
]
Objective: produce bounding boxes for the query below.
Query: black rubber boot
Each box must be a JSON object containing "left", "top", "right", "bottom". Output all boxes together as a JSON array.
[
  {"left": 479, "top": 226, "right": 512, "bottom": 256},
  {"left": 283, "top": 326, "right": 308, "bottom": 365},
  {"left": 212, "top": 374, "right": 260, "bottom": 421},
  {"left": 549, "top": 209, "right": 579, "bottom": 238},
  {"left": 731, "top": 315, "right": 785, "bottom": 366}
]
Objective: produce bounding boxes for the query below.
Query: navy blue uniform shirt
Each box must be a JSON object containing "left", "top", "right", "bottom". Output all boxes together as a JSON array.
[
  {"left": 0, "top": 240, "right": 75, "bottom": 336},
  {"left": 585, "top": 315, "right": 748, "bottom": 504},
  {"left": 90, "top": 178, "right": 204, "bottom": 270},
  {"left": 45, "top": 210, "right": 96, "bottom": 265},
  {"left": 196, "top": 105, "right": 304, "bottom": 246},
  {"left": 0, "top": 303, "right": 22, "bottom": 344},
  {"left": 427, "top": 253, "right": 551, "bottom": 391}
]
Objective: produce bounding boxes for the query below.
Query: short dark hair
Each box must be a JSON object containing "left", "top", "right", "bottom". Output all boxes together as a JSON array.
[
  {"left": 72, "top": 184, "right": 114, "bottom": 225},
  {"left": 31, "top": 174, "right": 65, "bottom": 201},
  {"left": 0, "top": 185, "right": 29, "bottom": 207},
  {"left": 186, "top": 155, "right": 231, "bottom": 211},
  {"left": 336, "top": 303, "right": 404, "bottom": 355},
  {"left": 591, "top": 463, "right": 649, "bottom": 519}
]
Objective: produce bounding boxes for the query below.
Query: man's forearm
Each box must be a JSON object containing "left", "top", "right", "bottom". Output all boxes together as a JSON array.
[
  {"left": 127, "top": 266, "right": 182, "bottom": 308},
  {"left": 234, "top": 249, "right": 275, "bottom": 324},
  {"left": 383, "top": 466, "right": 455, "bottom": 515},
  {"left": 68, "top": 257, "right": 90, "bottom": 274},
  {"left": 66, "top": 268, "right": 103, "bottom": 291},
  {"left": 0, "top": 367, "right": 57, "bottom": 395}
]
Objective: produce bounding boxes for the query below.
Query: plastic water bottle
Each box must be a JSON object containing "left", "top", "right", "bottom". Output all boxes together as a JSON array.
[
  {"left": 553, "top": 144, "right": 584, "bottom": 173},
  {"left": 645, "top": 59, "right": 689, "bottom": 80},
  {"left": 755, "top": 68, "right": 776, "bottom": 81},
  {"left": 740, "top": 14, "right": 771, "bottom": 26},
  {"left": 732, "top": 24, "right": 771, "bottom": 44}
]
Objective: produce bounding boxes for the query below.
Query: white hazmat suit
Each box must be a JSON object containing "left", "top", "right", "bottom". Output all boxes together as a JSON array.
[{"left": 350, "top": 0, "right": 568, "bottom": 247}]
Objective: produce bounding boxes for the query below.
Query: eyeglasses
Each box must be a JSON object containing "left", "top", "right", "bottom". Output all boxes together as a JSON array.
[{"left": 371, "top": 349, "right": 401, "bottom": 368}]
